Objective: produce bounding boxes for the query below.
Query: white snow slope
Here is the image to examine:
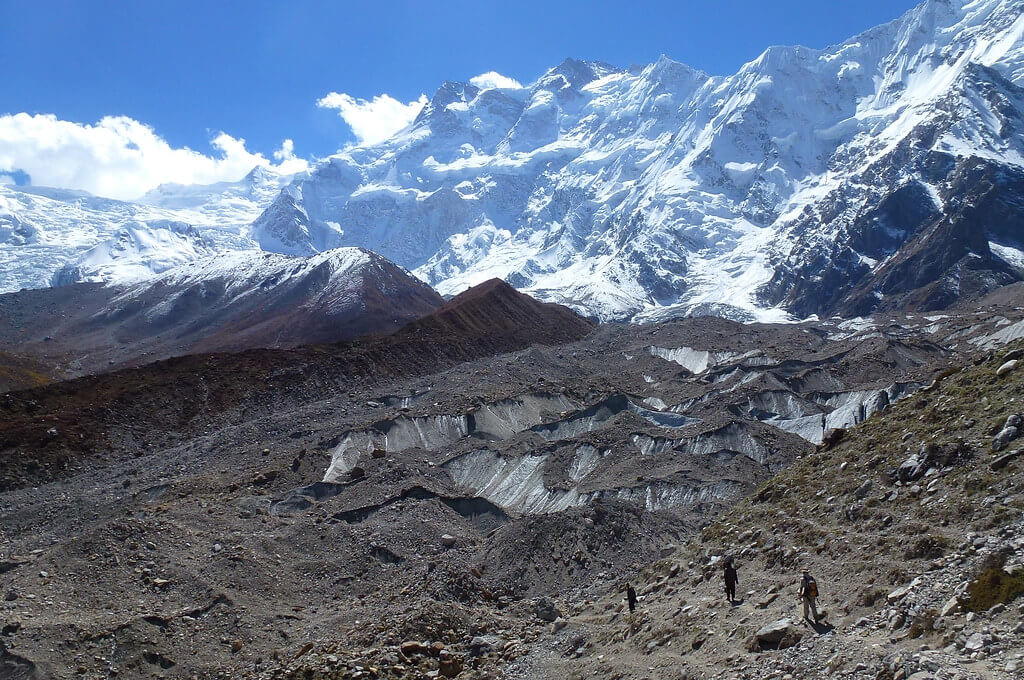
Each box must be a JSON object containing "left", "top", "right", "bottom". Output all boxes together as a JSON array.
[
  {"left": 3, "top": 0, "right": 1023, "bottom": 322},
  {"left": 0, "top": 166, "right": 292, "bottom": 292}
]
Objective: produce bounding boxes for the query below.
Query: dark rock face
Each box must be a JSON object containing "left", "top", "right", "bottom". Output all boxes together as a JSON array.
[
  {"left": 0, "top": 250, "right": 445, "bottom": 377},
  {"left": 761, "top": 65, "right": 1024, "bottom": 318}
]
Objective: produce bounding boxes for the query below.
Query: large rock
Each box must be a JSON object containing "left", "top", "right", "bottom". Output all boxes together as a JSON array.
[
  {"left": 533, "top": 597, "right": 562, "bottom": 622},
  {"left": 963, "top": 632, "right": 989, "bottom": 652},
  {"left": 993, "top": 426, "right": 1018, "bottom": 451},
  {"left": 991, "top": 449, "right": 1022, "bottom": 471},
  {"left": 996, "top": 360, "right": 1018, "bottom": 377},
  {"left": 755, "top": 618, "right": 803, "bottom": 649},
  {"left": 854, "top": 480, "right": 873, "bottom": 500},
  {"left": 897, "top": 453, "right": 928, "bottom": 483}
]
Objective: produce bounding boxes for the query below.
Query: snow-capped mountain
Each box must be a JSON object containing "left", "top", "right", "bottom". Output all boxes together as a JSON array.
[
  {"left": 251, "top": 0, "right": 1024, "bottom": 321},
  {"left": 0, "top": 248, "right": 443, "bottom": 375},
  {"left": 2, "top": 0, "right": 1023, "bottom": 322},
  {"left": 0, "top": 166, "right": 293, "bottom": 293}
]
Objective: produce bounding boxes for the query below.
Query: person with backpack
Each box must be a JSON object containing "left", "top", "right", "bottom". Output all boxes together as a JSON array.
[
  {"left": 723, "top": 558, "right": 738, "bottom": 603},
  {"left": 799, "top": 568, "right": 819, "bottom": 624},
  {"left": 625, "top": 583, "right": 638, "bottom": 614}
]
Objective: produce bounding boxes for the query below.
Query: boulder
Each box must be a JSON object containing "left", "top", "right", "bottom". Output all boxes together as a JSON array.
[
  {"left": 467, "top": 635, "right": 497, "bottom": 657},
  {"left": 993, "top": 426, "right": 1018, "bottom": 451},
  {"left": 533, "top": 597, "right": 561, "bottom": 622},
  {"left": 991, "top": 449, "right": 1022, "bottom": 471},
  {"left": 897, "top": 454, "right": 928, "bottom": 483},
  {"left": 400, "top": 641, "right": 430, "bottom": 658},
  {"left": 963, "top": 632, "right": 988, "bottom": 652},
  {"left": 755, "top": 618, "right": 802, "bottom": 649},
  {"left": 996, "top": 360, "right": 1018, "bottom": 377}
]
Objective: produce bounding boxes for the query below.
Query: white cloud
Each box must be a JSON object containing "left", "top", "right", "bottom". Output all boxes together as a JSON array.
[
  {"left": 273, "top": 138, "right": 297, "bottom": 162},
  {"left": 317, "top": 92, "right": 428, "bottom": 146},
  {"left": 469, "top": 71, "right": 523, "bottom": 90},
  {"left": 0, "top": 113, "right": 309, "bottom": 201},
  {"left": 0, "top": 174, "right": 14, "bottom": 185}
]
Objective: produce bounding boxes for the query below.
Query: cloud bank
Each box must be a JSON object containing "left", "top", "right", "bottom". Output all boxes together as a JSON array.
[
  {"left": 317, "top": 92, "right": 428, "bottom": 146},
  {"left": 0, "top": 113, "right": 309, "bottom": 201},
  {"left": 469, "top": 71, "right": 523, "bottom": 90}
]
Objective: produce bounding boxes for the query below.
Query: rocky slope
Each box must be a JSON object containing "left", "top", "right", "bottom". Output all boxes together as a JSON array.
[
  {"left": 0, "top": 280, "right": 592, "bottom": 491},
  {"left": 0, "top": 248, "right": 443, "bottom": 376},
  {"left": 1, "top": 286, "right": 1022, "bottom": 678},
  {"left": 0, "top": 350, "right": 54, "bottom": 393},
  {"left": 539, "top": 342, "right": 1024, "bottom": 680}
]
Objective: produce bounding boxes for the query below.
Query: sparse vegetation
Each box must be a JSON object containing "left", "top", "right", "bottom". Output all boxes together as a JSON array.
[{"left": 964, "top": 555, "right": 1024, "bottom": 612}]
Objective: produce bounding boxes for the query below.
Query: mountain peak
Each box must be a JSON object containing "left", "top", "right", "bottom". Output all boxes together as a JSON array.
[
  {"left": 396, "top": 278, "right": 594, "bottom": 346},
  {"left": 244, "top": 165, "right": 280, "bottom": 185}
]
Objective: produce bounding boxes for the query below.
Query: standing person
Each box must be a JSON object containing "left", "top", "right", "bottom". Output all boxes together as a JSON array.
[
  {"left": 723, "top": 558, "right": 738, "bottom": 603},
  {"left": 799, "top": 568, "right": 819, "bottom": 624},
  {"left": 625, "top": 583, "right": 637, "bottom": 614}
]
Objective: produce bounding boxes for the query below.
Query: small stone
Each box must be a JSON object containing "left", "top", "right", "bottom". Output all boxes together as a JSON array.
[
  {"left": 400, "top": 641, "right": 429, "bottom": 657},
  {"left": 439, "top": 656, "right": 463, "bottom": 678},
  {"left": 230, "top": 639, "right": 243, "bottom": 653},
  {"left": 213, "top": 543, "right": 223, "bottom": 553},
  {"left": 855, "top": 480, "right": 873, "bottom": 500},
  {"left": 552, "top": 617, "right": 568, "bottom": 632},
  {"left": 440, "top": 534, "right": 456, "bottom": 548},
  {"left": 963, "top": 632, "right": 987, "bottom": 652}
]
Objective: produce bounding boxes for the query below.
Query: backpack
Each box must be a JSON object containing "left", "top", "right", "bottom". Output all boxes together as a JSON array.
[{"left": 805, "top": 577, "right": 818, "bottom": 598}]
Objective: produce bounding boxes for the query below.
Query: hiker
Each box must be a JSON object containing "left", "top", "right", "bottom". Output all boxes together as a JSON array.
[
  {"left": 723, "top": 558, "right": 738, "bottom": 603},
  {"left": 799, "top": 568, "right": 819, "bottom": 624},
  {"left": 625, "top": 583, "right": 637, "bottom": 614}
]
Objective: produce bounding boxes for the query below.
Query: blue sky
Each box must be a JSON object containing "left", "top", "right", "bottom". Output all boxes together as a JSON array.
[{"left": 0, "top": 0, "right": 920, "bottom": 198}]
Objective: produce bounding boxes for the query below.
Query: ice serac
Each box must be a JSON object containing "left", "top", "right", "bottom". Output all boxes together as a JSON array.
[
  {"left": 249, "top": 0, "right": 1024, "bottom": 322},
  {"left": 51, "top": 220, "right": 214, "bottom": 286}
]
